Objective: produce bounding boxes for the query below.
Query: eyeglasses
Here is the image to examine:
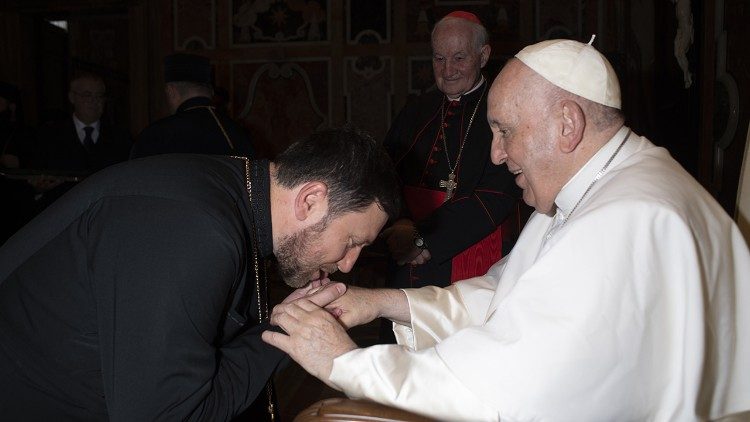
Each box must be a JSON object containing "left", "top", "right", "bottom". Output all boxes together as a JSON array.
[{"left": 73, "top": 91, "right": 106, "bottom": 101}]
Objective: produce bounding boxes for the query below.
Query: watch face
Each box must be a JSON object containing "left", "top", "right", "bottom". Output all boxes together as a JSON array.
[{"left": 414, "top": 236, "right": 425, "bottom": 248}]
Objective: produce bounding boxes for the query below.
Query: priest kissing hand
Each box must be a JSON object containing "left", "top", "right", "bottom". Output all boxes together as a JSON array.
[
  {"left": 262, "top": 282, "right": 357, "bottom": 388},
  {"left": 263, "top": 284, "right": 412, "bottom": 386}
]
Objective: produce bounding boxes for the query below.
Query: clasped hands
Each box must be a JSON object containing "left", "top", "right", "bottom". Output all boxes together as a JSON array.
[
  {"left": 261, "top": 280, "right": 378, "bottom": 389},
  {"left": 381, "top": 218, "right": 431, "bottom": 266}
]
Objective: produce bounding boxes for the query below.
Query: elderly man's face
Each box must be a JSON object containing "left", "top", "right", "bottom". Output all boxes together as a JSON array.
[
  {"left": 488, "top": 61, "right": 561, "bottom": 214},
  {"left": 69, "top": 77, "right": 105, "bottom": 124},
  {"left": 431, "top": 20, "right": 488, "bottom": 98},
  {"left": 275, "top": 202, "right": 388, "bottom": 288}
]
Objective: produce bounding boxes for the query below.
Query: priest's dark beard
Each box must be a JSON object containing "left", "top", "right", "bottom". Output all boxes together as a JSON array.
[{"left": 275, "top": 216, "right": 330, "bottom": 288}]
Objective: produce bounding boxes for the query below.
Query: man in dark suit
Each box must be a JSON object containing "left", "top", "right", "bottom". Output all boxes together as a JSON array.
[
  {"left": 130, "top": 53, "right": 254, "bottom": 159},
  {"left": 33, "top": 72, "right": 132, "bottom": 207}
]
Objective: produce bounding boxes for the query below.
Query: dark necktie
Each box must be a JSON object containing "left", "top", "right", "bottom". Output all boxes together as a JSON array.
[{"left": 83, "top": 126, "right": 94, "bottom": 150}]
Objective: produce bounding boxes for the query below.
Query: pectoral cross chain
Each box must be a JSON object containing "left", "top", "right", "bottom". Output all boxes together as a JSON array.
[{"left": 440, "top": 172, "right": 457, "bottom": 202}]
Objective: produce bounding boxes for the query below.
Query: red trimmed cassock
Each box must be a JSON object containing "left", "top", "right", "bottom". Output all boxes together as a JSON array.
[{"left": 384, "top": 77, "right": 520, "bottom": 289}]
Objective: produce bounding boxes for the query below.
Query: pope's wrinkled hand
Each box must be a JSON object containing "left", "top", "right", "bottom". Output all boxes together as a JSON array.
[
  {"left": 262, "top": 283, "right": 357, "bottom": 387},
  {"left": 324, "top": 285, "right": 381, "bottom": 329}
]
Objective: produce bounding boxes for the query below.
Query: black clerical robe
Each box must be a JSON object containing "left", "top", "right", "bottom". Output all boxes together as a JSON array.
[
  {"left": 384, "top": 79, "right": 519, "bottom": 289},
  {"left": 0, "top": 155, "right": 281, "bottom": 421},
  {"left": 130, "top": 96, "right": 254, "bottom": 159}
]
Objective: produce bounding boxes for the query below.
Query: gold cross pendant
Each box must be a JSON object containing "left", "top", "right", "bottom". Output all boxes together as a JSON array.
[{"left": 439, "top": 172, "right": 457, "bottom": 202}]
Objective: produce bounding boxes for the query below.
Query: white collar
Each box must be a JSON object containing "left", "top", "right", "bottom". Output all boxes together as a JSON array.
[
  {"left": 445, "top": 75, "right": 485, "bottom": 101},
  {"left": 72, "top": 114, "right": 100, "bottom": 133}
]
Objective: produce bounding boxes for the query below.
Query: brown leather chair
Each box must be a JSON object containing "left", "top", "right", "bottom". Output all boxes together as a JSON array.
[{"left": 294, "top": 398, "right": 436, "bottom": 422}]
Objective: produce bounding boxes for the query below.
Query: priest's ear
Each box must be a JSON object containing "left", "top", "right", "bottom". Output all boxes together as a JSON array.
[
  {"left": 293, "top": 181, "right": 329, "bottom": 223},
  {"left": 559, "top": 99, "right": 585, "bottom": 153}
]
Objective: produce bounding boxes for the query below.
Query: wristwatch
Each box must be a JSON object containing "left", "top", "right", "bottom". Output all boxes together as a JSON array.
[{"left": 413, "top": 231, "right": 427, "bottom": 250}]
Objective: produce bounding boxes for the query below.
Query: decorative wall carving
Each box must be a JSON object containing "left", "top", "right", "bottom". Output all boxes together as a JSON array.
[
  {"left": 406, "top": 0, "right": 520, "bottom": 43},
  {"left": 344, "top": 56, "right": 393, "bottom": 142},
  {"left": 712, "top": 0, "right": 739, "bottom": 188},
  {"left": 232, "top": 60, "right": 330, "bottom": 157},
  {"left": 408, "top": 57, "right": 435, "bottom": 96},
  {"left": 174, "top": 0, "right": 216, "bottom": 50},
  {"left": 231, "top": 0, "right": 329, "bottom": 45},
  {"left": 347, "top": 0, "right": 390, "bottom": 44},
  {"left": 535, "top": 0, "right": 582, "bottom": 40}
]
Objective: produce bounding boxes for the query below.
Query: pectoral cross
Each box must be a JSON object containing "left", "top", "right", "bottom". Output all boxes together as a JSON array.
[{"left": 440, "top": 172, "right": 457, "bottom": 202}]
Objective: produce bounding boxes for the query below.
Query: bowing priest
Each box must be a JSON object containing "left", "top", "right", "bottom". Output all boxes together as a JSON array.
[
  {"left": 0, "top": 125, "right": 400, "bottom": 421},
  {"left": 262, "top": 38, "right": 750, "bottom": 421},
  {"left": 381, "top": 11, "right": 519, "bottom": 295}
]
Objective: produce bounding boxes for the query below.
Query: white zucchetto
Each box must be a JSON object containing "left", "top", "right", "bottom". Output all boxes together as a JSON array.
[{"left": 515, "top": 35, "right": 621, "bottom": 109}]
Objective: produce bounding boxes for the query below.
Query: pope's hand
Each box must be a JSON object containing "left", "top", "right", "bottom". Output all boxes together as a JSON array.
[
  {"left": 262, "top": 283, "right": 356, "bottom": 387},
  {"left": 324, "top": 285, "right": 382, "bottom": 329}
]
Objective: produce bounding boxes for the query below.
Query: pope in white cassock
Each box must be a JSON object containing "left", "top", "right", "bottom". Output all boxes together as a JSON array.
[{"left": 263, "top": 37, "right": 750, "bottom": 421}]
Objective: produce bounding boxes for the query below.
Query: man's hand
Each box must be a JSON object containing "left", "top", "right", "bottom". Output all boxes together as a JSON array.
[
  {"left": 381, "top": 219, "right": 431, "bottom": 265},
  {"left": 263, "top": 284, "right": 356, "bottom": 388}
]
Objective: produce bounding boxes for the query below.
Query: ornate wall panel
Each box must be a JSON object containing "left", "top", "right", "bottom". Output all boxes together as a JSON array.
[
  {"left": 405, "top": 0, "right": 521, "bottom": 43},
  {"left": 174, "top": 0, "right": 216, "bottom": 50},
  {"left": 534, "top": 0, "right": 582, "bottom": 40},
  {"left": 346, "top": 0, "right": 390, "bottom": 44},
  {"left": 232, "top": 60, "right": 330, "bottom": 157},
  {"left": 343, "top": 56, "right": 393, "bottom": 141},
  {"left": 407, "top": 56, "right": 435, "bottom": 96},
  {"left": 230, "top": 0, "right": 330, "bottom": 45}
]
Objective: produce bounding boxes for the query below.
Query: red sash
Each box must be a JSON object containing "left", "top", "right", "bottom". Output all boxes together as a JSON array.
[{"left": 403, "top": 185, "right": 502, "bottom": 283}]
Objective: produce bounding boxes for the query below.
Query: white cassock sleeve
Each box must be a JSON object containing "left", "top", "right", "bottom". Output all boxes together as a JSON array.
[
  {"left": 393, "top": 272, "right": 500, "bottom": 349},
  {"left": 328, "top": 191, "right": 750, "bottom": 421},
  {"left": 329, "top": 275, "right": 502, "bottom": 421}
]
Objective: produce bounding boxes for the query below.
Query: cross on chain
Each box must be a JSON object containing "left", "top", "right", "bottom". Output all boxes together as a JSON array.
[{"left": 439, "top": 172, "right": 457, "bottom": 202}]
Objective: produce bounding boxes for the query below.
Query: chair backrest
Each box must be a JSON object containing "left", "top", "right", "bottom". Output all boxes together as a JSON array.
[{"left": 294, "top": 398, "right": 436, "bottom": 422}]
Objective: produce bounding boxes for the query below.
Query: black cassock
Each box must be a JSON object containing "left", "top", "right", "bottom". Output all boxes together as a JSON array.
[
  {"left": 130, "top": 96, "right": 254, "bottom": 160},
  {"left": 0, "top": 155, "right": 281, "bottom": 421},
  {"left": 384, "top": 78, "right": 519, "bottom": 289}
]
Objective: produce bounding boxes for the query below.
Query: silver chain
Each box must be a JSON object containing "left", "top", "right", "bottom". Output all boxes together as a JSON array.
[
  {"left": 560, "top": 129, "right": 632, "bottom": 229},
  {"left": 439, "top": 82, "right": 487, "bottom": 174}
]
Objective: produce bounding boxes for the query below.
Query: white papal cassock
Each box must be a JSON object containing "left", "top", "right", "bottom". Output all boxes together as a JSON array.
[{"left": 329, "top": 126, "right": 750, "bottom": 421}]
